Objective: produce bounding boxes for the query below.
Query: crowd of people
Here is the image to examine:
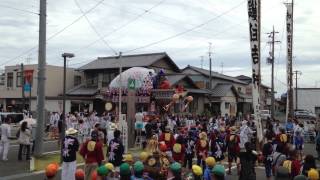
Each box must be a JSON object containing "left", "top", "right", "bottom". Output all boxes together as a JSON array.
[{"left": 1, "top": 110, "right": 320, "bottom": 180}]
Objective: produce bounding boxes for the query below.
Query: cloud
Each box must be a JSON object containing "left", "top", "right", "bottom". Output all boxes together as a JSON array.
[{"left": 0, "top": 0, "right": 319, "bottom": 95}]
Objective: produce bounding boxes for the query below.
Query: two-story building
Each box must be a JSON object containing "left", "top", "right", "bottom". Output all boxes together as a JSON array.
[
  {"left": 235, "top": 75, "right": 272, "bottom": 111},
  {"left": 67, "top": 52, "right": 210, "bottom": 115},
  {"left": 0, "top": 64, "right": 83, "bottom": 112},
  {"left": 182, "top": 65, "right": 252, "bottom": 117}
]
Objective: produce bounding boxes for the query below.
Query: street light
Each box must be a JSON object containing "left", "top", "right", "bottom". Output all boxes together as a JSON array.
[{"left": 61, "top": 52, "right": 74, "bottom": 161}]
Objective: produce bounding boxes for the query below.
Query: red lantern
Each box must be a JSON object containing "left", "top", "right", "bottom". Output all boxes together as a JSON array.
[{"left": 160, "top": 80, "right": 171, "bottom": 89}]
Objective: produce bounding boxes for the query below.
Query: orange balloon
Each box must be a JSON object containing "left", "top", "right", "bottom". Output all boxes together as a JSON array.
[
  {"left": 45, "top": 163, "right": 59, "bottom": 178},
  {"left": 51, "top": 162, "right": 59, "bottom": 171}
]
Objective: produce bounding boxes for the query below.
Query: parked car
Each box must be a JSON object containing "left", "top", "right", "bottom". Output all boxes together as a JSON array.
[
  {"left": 294, "top": 109, "right": 316, "bottom": 119},
  {"left": 260, "top": 110, "right": 271, "bottom": 120},
  {"left": 0, "top": 112, "right": 24, "bottom": 124}
]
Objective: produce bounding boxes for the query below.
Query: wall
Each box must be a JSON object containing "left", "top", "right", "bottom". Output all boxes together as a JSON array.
[
  {"left": 294, "top": 89, "right": 320, "bottom": 113},
  {"left": 30, "top": 99, "right": 71, "bottom": 113},
  {"left": 220, "top": 91, "right": 237, "bottom": 116},
  {"left": 0, "top": 65, "right": 81, "bottom": 98},
  {"left": 151, "top": 58, "right": 178, "bottom": 73}
]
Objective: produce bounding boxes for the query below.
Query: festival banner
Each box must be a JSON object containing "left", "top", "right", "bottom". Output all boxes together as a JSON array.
[
  {"left": 247, "top": 0, "right": 263, "bottom": 142},
  {"left": 285, "top": 3, "right": 293, "bottom": 120}
]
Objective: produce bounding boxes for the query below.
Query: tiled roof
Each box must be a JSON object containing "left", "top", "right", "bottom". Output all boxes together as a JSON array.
[
  {"left": 211, "top": 83, "right": 234, "bottom": 97},
  {"left": 183, "top": 65, "right": 248, "bottom": 85},
  {"left": 66, "top": 86, "right": 98, "bottom": 96},
  {"left": 78, "top": 52, "right": 179, "bottom": 72}
]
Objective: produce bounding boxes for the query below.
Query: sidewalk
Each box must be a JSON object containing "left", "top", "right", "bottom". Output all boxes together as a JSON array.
[{"left": 0, "top": 140, "right": 59, "bottom": 177}]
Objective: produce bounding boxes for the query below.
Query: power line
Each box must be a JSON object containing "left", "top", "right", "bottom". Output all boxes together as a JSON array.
[
  {"left": 47, "top": 0, "right": 106, "bottom": 41},
  {"left": 72, "top": 0, "right": 167, "bottom": 55},
  {"left": 0, "top": 4, "right": 38, "bottom": 15},
  {"left": 0, "top": 0, "right": 106, "bottom": 67},
  {"left": 73, "top": 0, "right": 117, "bottom": 55},
  {"left": 124, "top": 0, "right": 246, "bottom": 54}
]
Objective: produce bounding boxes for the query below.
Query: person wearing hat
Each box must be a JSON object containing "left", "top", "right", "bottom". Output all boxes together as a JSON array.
[
  {"left": 308, "top": 168, "right": 320, "bottom": 180},
  {"left": 139, "top": 152, "right": 149, "bottom": 164},
  {"left": 61, "top": 128, "right": 80, "bottom": 180},
  {"left": 226, "top": 126, "right": 240, "bottom": 175},
  {"left": 211, "top": 165, "right": 225, "bottom": 180},
  {"left": 237, "top": 142, "right": 257, "bottom": 180},
  {"left": 159, "top": 126, "right": 175, "bottom": 156},
  {"left": 80, "top": 130, "right": 104, "bottom": 180},
  {"left": 239, "top": 120, "right": 254, "bottom": 150},
  {"left": 172, "top": 135, "right": 185, "bottom": 164},
  {"left": 204, "top": 157, "right": 216, "bottom": 180},
  {"left": 131, "top": 161, "right": 145, "bottom": 180},
  {"left": 168, "top": 162, "right": 182, "bottom": 180},
  {"left": 123, "top": 154, "right": 134, "bottom": 165},
  {"left": 107, "top": 129, "right": 124, "bottom": 166},
  {"left": 190, "top": 165, "right": 203, "bottom": 180},
  {"left": 105, "top": 162, "right": 116, "bottom": 180},
  {"left": 96, "top": 165, "right": 109, "bottom": 179},
  {"left": 184, "top": 130, "right": 196, "bottom": 169},
  {"left": 195, "top": 131, "right": 209, "bottom": 168},
  {"left": 120, "top": 163, "right": 131, "bottom": 180}
]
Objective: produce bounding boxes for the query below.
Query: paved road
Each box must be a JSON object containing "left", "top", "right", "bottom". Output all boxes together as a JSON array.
[
  {"left": 0, "top": 140, "right": 59, "bottom": 178},
  {"left": 1, "top": 143, "right": 318, "bottom": 180}
]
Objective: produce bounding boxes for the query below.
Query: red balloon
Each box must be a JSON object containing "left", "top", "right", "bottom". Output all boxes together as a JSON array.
[
  {"left": 91, "top": 171, "right": 98, "bottom": 180},
  {"left": 75, "top": 169, "right": 85, "bottom": 180},
  {"left": 159, "top": 143, "right": 167, "bottom": 152}
]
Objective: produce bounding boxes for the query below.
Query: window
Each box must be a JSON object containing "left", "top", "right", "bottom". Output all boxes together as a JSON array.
[
  {"left": 74, "top": 75, "right": 81, "bottom": 86},
  {"left": 206, "top": 82, "right": 210, "bottom": 89},
  {"left": 86, "top": 73, "right": 98, "bottom": 87},
  {"left": 225, "top": 102, "right": 230, "bottom": 109},
  {"left": 237, "top": 87, "right": 242, "bottom": 93},
  {"left": 102, "top": 73, "right": 110, "bottom": 87},
  {"left": 7, "top": 72, "right": 13, "bottom": 88},
  {"left": 16, "top": 72, "right": 22, "bottom": 87}
]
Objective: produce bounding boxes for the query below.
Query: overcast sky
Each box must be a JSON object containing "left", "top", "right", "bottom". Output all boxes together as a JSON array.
[{"left": 0, "top": 0, "right": 319, "bottom": 96}]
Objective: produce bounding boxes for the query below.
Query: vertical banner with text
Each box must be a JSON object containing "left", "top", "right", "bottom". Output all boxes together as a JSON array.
[
  {"left": 247, "top": 0, "right": 262, "bottom": 142},
  {"left": 285, "top": 3, "right": 293, "bottom": 121}
]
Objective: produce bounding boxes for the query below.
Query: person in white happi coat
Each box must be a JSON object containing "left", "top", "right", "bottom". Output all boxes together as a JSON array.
[
  {"left": 239, "top": 120, "right": 254, "bottom": 149},
  {"left": 0, "top": 117, "right": 11, "bottom": 161}
]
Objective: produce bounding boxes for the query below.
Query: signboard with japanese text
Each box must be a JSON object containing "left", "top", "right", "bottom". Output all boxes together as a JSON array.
[
  {"left": 247, "top": 0, "right": 262, "bottom": 142},
  {"left": 285, "top": 3, "right": 293, "bottom": 120}
]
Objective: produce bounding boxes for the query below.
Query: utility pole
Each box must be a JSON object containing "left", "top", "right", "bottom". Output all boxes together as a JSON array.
[
  {"left": 118, "top": 52, "right": 123, "bottom": 122},
  {"left": 293, "top": 70, "right": 302, "bottom": 110},
  {"left": 200, "top": 56, "right": 204, "bottom": 69},
  {"left": 220, "top": 62, "right": 224, "bottom": 74},
  {"left": 267, "top": 26, "right": 280, "bottom": 119},
  {"left": 208, "top": 42, "right": 213, "bottom": 89},
  {"left": 21, "top": 63, "right": 25, "bottom": 111},
  {"left": 34, "top": 0, "right": 47, "bottom": 157}
]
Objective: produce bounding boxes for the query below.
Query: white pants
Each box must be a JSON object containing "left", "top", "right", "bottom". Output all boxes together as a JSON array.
[
  {"left": 61, "top": 160, "right": 77, "bottom": 180},
  {"left": 0, "top": 140, "right": 10, "bottom": 160}
]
